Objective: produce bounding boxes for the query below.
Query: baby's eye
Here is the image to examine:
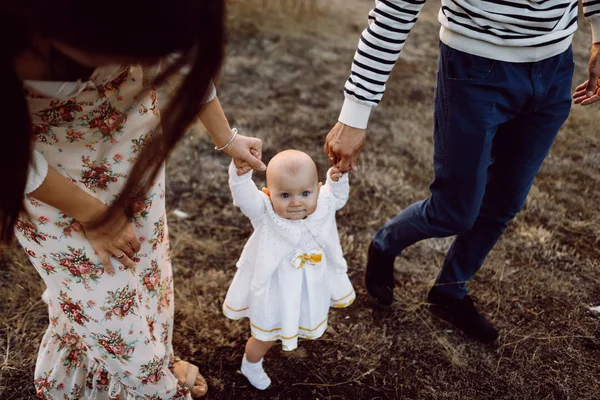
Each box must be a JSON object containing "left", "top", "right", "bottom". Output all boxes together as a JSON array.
[
  {"left": 281, "top": 193, "right": 290, "bottom": 199},
  {"left": 302, "top": 191, "right": 310, "bottom": 197}
]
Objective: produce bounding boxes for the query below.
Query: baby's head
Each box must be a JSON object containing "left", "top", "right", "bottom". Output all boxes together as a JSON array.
[{"left": 262, "top": 150, "right": 321, "bottom": 220}]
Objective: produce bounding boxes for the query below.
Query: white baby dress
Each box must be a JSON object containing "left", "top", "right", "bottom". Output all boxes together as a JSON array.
[{"left": 222, "top": 161, "right": 355, "bottom": 350}]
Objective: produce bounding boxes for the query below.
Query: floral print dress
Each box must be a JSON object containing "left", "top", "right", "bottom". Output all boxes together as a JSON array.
[{"left": 16, "top": 65, "right": 193, "bottom": 400}]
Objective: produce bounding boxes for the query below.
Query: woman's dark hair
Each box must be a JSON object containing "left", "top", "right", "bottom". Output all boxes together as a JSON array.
[{"left": 0, "top": 0, "right": 225, "bottom": 242}]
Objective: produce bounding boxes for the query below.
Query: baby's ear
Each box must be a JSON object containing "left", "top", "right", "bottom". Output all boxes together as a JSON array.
[
  {"left": 261, "top": 187, "right": 270, "bottom": 197},
  {"left": 318, "top": 182, "right": 323, "bottom": 191}
]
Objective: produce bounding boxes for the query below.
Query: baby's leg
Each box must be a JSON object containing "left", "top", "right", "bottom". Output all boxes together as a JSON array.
[
  {"left": 241, "top": 337, "right": 275, "bottom": 390},
  {"left": 245, "top": 337, "right": 275, "bottom": 362}
]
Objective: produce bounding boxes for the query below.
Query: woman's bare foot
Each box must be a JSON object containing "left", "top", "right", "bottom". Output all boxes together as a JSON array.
[{"left": 173, "top": 357, "right": 208, "bottom": 398}]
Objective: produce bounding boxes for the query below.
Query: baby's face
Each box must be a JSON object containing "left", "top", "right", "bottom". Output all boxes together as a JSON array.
[{"left": 267, "top": 169, "right": 320, "bottom": 220}]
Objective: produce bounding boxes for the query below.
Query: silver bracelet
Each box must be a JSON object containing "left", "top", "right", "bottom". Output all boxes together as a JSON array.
[{"left": 215, "top": 128, "right": 238, "bottom": 152}]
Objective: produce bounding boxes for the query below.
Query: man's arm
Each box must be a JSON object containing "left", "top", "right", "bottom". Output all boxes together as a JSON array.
[
  {"left": 325, "top": 0, "right": 428, "bottom": 172},
  {"left": 340, "top": 0, "right": 427, "bottom": 129}
]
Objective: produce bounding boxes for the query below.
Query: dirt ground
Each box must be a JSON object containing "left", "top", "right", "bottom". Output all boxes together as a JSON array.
[{"left": 2, "top": 1, "right": 600, "bottom": 399}]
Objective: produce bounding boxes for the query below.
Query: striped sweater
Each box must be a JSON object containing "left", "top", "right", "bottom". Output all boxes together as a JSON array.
[{"left": 340, "top": 0, "right": 600, "bottom": 129}]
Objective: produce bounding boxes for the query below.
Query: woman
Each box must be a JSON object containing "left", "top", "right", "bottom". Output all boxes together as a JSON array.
[{"left": 1, "top": 0, "right": 264, "bottom": 398}]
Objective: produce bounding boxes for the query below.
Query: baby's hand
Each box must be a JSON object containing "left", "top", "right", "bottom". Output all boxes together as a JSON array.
[
  {"left": 233, "top": 158, "right": 249, "bottom": 175},
  {"left": 329, "top": 166, "right": 342, "bottom": 182},
  {"left": 234, "top": 153, "right": 258, "bottom": 176}
]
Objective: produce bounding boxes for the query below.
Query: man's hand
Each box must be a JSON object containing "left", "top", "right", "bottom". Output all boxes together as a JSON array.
[
  {"left": 573, "top": 43, "right": 600, "bottom": 106},
  {"left": 323, "top": 122, "right": 366, "bottom": 173}
]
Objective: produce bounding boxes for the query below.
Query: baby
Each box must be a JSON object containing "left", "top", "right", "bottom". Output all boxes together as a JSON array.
[{"left": 223, "top": 149, "right": 355, "bottom": 390}]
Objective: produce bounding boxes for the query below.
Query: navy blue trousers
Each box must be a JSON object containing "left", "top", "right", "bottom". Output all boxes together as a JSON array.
[{"left": 373, "top": 42, "right": 574, "bottom": 299}]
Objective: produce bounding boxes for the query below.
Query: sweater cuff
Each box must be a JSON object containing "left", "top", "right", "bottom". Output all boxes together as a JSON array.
[
  {"left": 590, "top": 19, "right": 600, "bottom": 44},
  {"left": 338, "top": 98, "right": 373, "bottom": 129},
  {"left": 25, "top": 151, "right": 49, "bottom": 194}
]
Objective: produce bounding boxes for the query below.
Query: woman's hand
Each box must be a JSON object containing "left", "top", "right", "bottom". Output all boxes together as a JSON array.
[
  {"left": 225, "top": 134, "right": 265, "bottom": 175},
  {"left": 79, "top": 206, "right": 141, "bottom": 275},
  {"left": 197, "top": 97, "right": 266, "bottom": 174},
  {"left": 29, "top": 167, "right": 141, "bottom": 275}
]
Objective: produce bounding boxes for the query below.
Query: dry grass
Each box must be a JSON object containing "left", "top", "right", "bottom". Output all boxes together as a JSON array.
[{"left": 2, "top": 1, "right": 600, "bottom": 399}]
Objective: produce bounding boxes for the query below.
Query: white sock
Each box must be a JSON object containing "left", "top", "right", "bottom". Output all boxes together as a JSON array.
[{"left": 241, "top": 354, "right": 271, "bottom": 390}]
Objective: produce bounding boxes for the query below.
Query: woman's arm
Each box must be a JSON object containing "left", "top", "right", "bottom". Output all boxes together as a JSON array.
[
  {"left": 144, "top": 57, "right": 265, "bottom": 173},
  {"left": 30, "top": 167, "right": 105, "bottom": 225},
  {"left": 198, "top": 96, "right": 265, "bottom": 174},
  {"left": 29, "top": 167, "right": 140, "bottom": 273}
]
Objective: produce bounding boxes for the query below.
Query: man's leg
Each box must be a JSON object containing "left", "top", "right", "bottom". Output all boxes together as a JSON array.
[
  {"left": 366, "top": 42, "right": 524, "bottom": 306},
  {"left": 429, "top": 47, "right": 574, "bottom": 341},
  {"left": 435, "top": 47, "right": 574, "bottom": 297}
]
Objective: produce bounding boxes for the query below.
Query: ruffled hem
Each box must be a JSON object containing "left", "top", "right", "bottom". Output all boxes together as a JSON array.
[{"left": 34, "top": 329, "right": 191, "bottom": 400}]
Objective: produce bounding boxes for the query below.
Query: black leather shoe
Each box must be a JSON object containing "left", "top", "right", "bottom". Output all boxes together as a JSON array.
[
  {"left": 364, "top": 242, "right": 395, "bottom": 307},
  {"left": 427, "top": 286, "right": 499, "bottom": 342}
]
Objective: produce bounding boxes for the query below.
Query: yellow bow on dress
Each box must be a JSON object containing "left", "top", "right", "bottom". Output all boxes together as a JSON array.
[{"left": 291, "top": 249, "right": 323, "bottom": 269}]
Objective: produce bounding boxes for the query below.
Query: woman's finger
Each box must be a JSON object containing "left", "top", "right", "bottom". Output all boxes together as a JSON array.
[
  {"left": 98, "top": 251, "right": 115, "bottom": 275},
  {"left": 245, "top": 151, "right": 266, "bottom": 171},
  {"left": 110, "top": 246, "right": 135, "bottom": 270},
  {"left": 126, "top": 233, "right": 141, "bottom": 253},
  {"left": 252, "top": 138, "right": 263, "bottom": 160},
  {"left": 117, "top": 241, "right": 135, "bottom": 258},
  {"left": 121, "top": 257, "right": 136, "bottom": 270},
  {"left": 129, "top": 240, "right": 141, "bottom": 253}
]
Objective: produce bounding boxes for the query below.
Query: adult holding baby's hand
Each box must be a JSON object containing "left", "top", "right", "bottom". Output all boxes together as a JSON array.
[
  {"left": 2, "top": 0, "right": 264, "bottom": 398},
  {"left": 324, "top": 0, "right": 600, "bottom": 343}
]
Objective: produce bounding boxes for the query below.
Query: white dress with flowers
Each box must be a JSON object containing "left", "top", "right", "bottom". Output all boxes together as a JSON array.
[{"left": 16, "top": 65, "right": 204, "bottom": 400}]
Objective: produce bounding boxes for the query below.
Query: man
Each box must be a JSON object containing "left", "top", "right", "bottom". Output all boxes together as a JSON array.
[{"left": 324, "top": 0, "right": 600, "bottom": 342}]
